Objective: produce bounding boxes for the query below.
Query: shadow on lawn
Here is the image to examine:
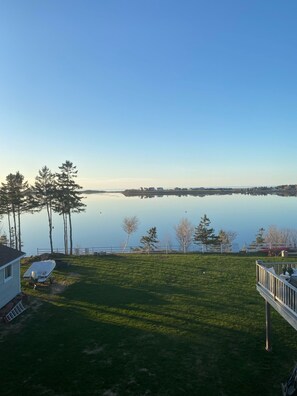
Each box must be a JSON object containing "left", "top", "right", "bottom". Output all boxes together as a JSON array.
[
  {"left": 61, "top": 280, "right": 169, "bottom": 307},
  {"left": 5, "top": 270, "right": 297, "bottom": 396},
  {"left": 55, "top": 274, "right": 262, "bottom": 329},
  {"left": 12, "top": 288, "right": 295, "bottom": 396},
  {"left": 49, "top": 280, "right": 266, "bottom": 345},
  {"left": 12, "top": 255, "right": 297, "bottom": 395}
]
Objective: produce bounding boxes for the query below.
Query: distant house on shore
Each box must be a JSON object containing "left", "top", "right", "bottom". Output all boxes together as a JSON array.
[{"left": 0, "top": 245, "right": 26, "bottom": 309}]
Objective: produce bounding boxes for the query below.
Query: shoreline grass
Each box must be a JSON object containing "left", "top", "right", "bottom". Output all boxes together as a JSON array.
[{"left": 1, "top": 254, "right": 296, "bottom": 395}]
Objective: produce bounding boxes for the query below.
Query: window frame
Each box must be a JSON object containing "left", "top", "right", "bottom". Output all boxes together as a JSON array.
[{"left": 4, "top": 264, "right": 13, "bottom": 282}]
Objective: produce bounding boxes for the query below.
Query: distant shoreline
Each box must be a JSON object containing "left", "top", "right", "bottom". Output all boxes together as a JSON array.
[{"left": 82, "top": 185, "right": 297, "bottom": 197}]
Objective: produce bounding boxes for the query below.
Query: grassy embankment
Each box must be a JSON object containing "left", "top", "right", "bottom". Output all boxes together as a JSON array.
[{"left": 1, "top": 254, "right": 297, "bottom": 396}]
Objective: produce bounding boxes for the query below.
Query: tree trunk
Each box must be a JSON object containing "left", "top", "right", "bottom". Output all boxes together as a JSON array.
[
  {"left": 17, "top": 208, "right": 22, "bottom": 251},
  {"left": 122, "top": 234, "right": 130, "bottom": 253},
  {"left": 6, "top": 212, "right": 12, "bottom": 248},
  {"left": 46, "top": 204, "right": 54, "bottom": 254},
  {"left": 12, "top": 208, "right": 18, "bottom": 251},
  {"left": 63, "top": 213, "right": 68, "bottom": 255},
  {"left": 69, "top": 212, "right": 73, "bottom": 255}
]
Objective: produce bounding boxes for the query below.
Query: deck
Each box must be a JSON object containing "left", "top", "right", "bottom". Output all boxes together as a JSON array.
[{"left": 256, "top": 260, "right": 297, "bottom": 350}]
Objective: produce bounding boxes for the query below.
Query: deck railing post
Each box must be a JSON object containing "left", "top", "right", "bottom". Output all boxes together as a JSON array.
[
  {"left": 265, "top": 301, "right": 272, "bottom": 352},
  {"left": 274, "top": 276, "right": 276, "bottom": 300}
]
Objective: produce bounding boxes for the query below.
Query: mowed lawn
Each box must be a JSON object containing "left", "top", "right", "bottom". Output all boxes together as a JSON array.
[{"left": 1, "top": 254, "right": 297, "bottom": 396}]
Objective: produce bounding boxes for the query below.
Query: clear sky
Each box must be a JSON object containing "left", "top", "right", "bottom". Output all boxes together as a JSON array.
[{"left": 1, "top": 0, "right": 297, "bottom": 190}]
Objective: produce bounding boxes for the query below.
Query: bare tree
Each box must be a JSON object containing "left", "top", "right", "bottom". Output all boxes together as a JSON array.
[
  {"left": 175, "top": 218, "right": 194, "bottom": 253},
  {"left": 286, "top": 229, "right": 297, "bottom": 248},
  {"left": 265, "top": 225, "right": 288, "bottom": 246},
  {"left": 218, "top": 229, "right": 237, "bottom": 252},
  {"left": 264, "top": 226, "right": 297, "bottom": 249},
  {"left": 122, "top": 216, "right": 139, "bottom": 252}
]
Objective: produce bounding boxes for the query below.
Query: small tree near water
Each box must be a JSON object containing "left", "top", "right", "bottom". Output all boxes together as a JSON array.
[
  {"left": 218, "top": 229, "right": 237, "bottom": 252},
  {"left": 175, "top": 218, "right": 194, "bottom": 253},
  {"left": 194, "top": 214, "right": 219, "bottom": 252},
  {"left": 255, "top": 227, "right": 265, "bottom": 245},
  {"left": 140, "top": 227, "right": 159, "bottom": 254},
  {"left": 122, "top": 216, "right": 139, "bottom": 252}
]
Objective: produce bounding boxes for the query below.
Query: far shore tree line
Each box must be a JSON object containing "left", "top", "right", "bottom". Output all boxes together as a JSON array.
[{"left": 0, "top": 160, "right": 86, "bottom": 255}]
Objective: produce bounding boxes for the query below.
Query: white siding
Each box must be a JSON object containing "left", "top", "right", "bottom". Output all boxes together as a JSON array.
[{"left": 0, "top": 261, "right": 21, "bottom": 309}]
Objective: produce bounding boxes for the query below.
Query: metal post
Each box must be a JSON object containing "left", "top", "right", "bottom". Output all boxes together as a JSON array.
[{"left": 265, "top": 301, "right": 272, "bottom": 352}]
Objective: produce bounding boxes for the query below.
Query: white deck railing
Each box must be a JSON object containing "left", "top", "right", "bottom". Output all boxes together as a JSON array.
[{"left": 256, "top": 260, "right": 297, "bottom": 316}]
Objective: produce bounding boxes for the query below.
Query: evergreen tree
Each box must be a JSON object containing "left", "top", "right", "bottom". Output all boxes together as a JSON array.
[
  {"left": 194, "top": 214, "right": 219, "bottom": 252},
  {"left": 140, "top": 227, "right": 159, "bottom": 254},
  {"left": 33, "top": 166, "right": 57, "bottom": 253},
  {"left": 1, "top": 172, "right": 31, "bottom": 251},
  {"left": 55, "top": 161, "right": 86, "bottom": 255},
  {"left": 0, "top": 185, "right": 12, "bottom": 247},
  {"left": 256, "top": 227, "right": 265, "bottom": 245}
]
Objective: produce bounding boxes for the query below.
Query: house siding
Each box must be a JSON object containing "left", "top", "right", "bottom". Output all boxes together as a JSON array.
[{"left": 0, "top": 261, "right": 21, "bottom": 309}]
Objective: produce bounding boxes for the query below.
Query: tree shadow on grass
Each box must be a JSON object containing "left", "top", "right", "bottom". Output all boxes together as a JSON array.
[
  {"left": 61, "top": 280, "right": 169, "bottom": 307},
  {"left": 3, "top": 263, "right": 297, "bottom": 396},
  {"left": 1, "top": 289, "right": 295, "bottom": 396}
]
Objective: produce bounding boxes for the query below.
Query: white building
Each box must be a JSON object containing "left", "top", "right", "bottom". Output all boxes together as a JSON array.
[{"left": 0, "top": 245, "right": 26, "bottom": 309}]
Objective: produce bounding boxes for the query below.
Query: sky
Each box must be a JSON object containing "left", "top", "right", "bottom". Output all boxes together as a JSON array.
[{"left": 1, "top": 0, "right": 297, "bottom": 190}]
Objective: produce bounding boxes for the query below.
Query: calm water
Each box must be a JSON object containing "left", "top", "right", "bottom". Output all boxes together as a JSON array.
[{"left": 3, "top": 193, "right": 297, "bottom": 256}]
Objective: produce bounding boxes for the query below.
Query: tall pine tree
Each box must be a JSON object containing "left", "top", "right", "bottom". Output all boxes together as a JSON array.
[
  {"left": 33, "top": 166, "right": 57, "bottom": 253},
  {"left": 55, "top": 161, "right": 86, "bottom": 255},
  {"left": 1, "top": 172, "right": 31, "bottom": 251}
]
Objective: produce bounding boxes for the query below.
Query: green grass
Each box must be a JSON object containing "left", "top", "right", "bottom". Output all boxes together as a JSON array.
[{"left": 1, "top": 254, "right": 297, "bottom": 395}]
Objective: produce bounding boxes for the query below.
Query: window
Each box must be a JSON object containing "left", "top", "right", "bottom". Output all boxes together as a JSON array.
[{"left": 4, "top": 264, "right": 12, "bottom": 281}]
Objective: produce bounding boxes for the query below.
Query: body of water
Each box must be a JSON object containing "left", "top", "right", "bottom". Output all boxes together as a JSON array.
[{"left": 2, "top": 193, "right": 297, "bottom": 256}]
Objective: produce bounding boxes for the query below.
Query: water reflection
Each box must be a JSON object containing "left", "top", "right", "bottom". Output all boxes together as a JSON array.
[{"left": 6, "top": 193, "right": 297, "bottom": 256}]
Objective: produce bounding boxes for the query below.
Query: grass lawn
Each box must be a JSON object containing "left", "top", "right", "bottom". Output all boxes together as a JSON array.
[{"left": 1, "top": 254, "right": 297, "bottom": 395}]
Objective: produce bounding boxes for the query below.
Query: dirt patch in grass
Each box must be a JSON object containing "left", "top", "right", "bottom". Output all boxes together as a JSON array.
[
  {"left": 50, "top": 281, "right": 67, "bottom": 295},
  {"left": 83, "top": 343, "right": 105, "bottom": 355},
  {"left": 28, "top": 272, "right": 81, "bottom": 296},
  {"left": 49, "top": 272, "right": 81, "bottom": 295},
  {"left": 103, "top": 390, "right": 118, "bottom": 396}
]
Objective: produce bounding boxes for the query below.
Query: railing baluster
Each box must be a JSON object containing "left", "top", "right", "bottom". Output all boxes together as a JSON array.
[{"left": 257, "top": 261, "right": 297, "bottom": 315}]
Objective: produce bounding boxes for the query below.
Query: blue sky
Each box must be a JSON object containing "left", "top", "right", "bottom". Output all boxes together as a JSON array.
[{"left": 1, "top": 0, "right": 297, "bottom": 189}]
